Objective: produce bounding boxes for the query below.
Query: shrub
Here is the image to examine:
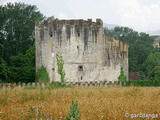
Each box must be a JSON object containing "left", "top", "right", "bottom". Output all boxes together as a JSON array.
[
  {"left": 36, "top": 66, "right": 50, "bottom": 83},
  {"left": 65, "top": 100, "right": 80, "bottom": 120},
  {"left": 118, "top": 67, "right": 127, "bottom": 86}
]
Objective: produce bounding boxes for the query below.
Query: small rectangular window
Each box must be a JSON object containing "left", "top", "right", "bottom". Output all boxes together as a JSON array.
[{"left": 78, "top": 65, "right": 83, "bottom": 71}]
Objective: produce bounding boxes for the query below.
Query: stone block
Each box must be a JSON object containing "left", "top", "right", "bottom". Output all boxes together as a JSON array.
[
  {"left": 36, "top": 83, "right": 40, "bottom": 87},
  {"left": 84, "top": 82, "right": 88, "bottom": 87},
  {"left": 32, "top": 82, "right": 36, "bottom": 87}
]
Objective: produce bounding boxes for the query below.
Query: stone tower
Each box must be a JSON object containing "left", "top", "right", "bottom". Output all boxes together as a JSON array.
[{"left": 35, "top": 19, "right": 129, "bottom": 82}]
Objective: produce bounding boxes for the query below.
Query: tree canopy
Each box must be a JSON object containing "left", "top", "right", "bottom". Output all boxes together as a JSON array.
[
  {"left": 0, "top": 2, "right": 44, "bottom": 83},
  {"left": 144, "top": 52, "right": 160, "bottom": 80},
  {"left": 0, "top": 2, "right": 44, "bottom": 63}
]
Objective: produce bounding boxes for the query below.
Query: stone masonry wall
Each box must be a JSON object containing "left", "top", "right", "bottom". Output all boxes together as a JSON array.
[{"left": 35, "top": 19, "right": 129, "bottom": 82}]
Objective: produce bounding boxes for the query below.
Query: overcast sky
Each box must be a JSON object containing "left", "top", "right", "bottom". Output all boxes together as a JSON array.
[{"left": 1, "top": 0, "right": 160, "bottom": 33}]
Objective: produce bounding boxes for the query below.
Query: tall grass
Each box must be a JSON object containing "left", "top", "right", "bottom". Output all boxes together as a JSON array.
[
  {"left": 1, "top": 89, "right": 9, "bottom": 105},
  {"left": 0, "top": 87, "right": 160, "bottom": 119}
]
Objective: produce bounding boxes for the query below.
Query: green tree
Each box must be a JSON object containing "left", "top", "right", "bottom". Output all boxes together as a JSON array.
[
  {"left": 144, "top": 52, "right": 160, "bottom": 80},
  {"left": 0, "top": 2, "right": 45, "bottom": 83},
  {"left": 56, "top": 52, "right": 65, "bottom": 83},
  {"left": 149, "top": 66, "right": 160, "bottom": 80},
  {"left": 0, "top": 2, "right": 44, "bottom": 63},
  {"left": 0, "top": 58, "right": 9, "bottom": 82},
  {"left": 118, "top": 67, "right": 127, "bottom": 83},
  {"left": 9, "top": 45, "right": 35, "bottom": 83}
]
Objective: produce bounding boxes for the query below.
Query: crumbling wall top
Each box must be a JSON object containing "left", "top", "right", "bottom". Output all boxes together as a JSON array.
[
  {"left": 105, "top": 36, "right": 129, "bottom": 52},
  {"left": 36, "top": 18, "right": 103, "bottom": 27}
]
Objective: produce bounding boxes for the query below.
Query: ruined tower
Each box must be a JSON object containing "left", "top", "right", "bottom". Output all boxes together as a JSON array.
[{"left": 35, "top": 19, "right": 129, "bottom": 82}]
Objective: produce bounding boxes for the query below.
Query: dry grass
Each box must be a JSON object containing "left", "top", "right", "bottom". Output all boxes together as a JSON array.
[{"left": 0, "top": 87, "right": 160, "bottom": 120}]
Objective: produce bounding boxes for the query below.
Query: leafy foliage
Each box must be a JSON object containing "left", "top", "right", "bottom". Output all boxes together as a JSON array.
[
  {"left": 0, "top": 58, "right": 9, "bottom": 82},
  {"left": 118, "top": 67, "right": 127, "bottom": 82},
  {"left": 9, "top": 45, "right": 35, "bottom": 83},
  {"left": 0, "top": 2, "right": 44, "bottom": 63},
  {"left": 144, "top": 52, "right": 160, "bottom": 80},
  {"left": 56, "top": 52, "right": 65, "bottom": 83},
  {"left": 36, "top": 66, "right": 50, "bottom": 83},
  {"left": 0, "top": 2, "right": 44, "bottom": 83},
  {"left": 150, "top": 66, "right": 160, "bottom": 80},
  {"left": 65, "top": 100, "right": 80, "bottom": 120}
]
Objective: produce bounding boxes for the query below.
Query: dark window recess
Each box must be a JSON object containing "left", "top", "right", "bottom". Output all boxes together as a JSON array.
[
  {"left": 81, "top": 76, "right": 83, "bottom": 80},
  {"left": 49, "top": 31, "right": 53, "bottom": 37},
  {"left": 78, "top": 65, "right": 83, "bottom": 71},
  {"left": 78, "top": 32, "right": 80, "bottom": 37}
]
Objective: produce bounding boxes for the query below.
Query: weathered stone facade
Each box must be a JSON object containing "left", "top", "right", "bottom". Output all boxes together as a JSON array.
[{"left": 35, "top": 19, "right": 129, "bottom": 82}]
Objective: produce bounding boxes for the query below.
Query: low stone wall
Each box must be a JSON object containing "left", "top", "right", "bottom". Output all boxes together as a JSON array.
[
  {"left": 65, "top": 81, "right": 121, "bottom": 87},
  {"left": 0, "top": 83, "right": 49, "bottom": 89},
  {"left": 0, "top": 81, "right": 121, "bottom": 89}
]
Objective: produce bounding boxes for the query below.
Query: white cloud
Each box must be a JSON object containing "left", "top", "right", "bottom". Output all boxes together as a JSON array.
[
  {"left": 118, "top": 0, "right": 160, "bottom": 32},
  {"left": 1, "top": 0, "right": 160, "bottom": 33}
]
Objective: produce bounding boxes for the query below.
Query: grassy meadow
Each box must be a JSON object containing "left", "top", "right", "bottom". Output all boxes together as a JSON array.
[{"left": 0, "top": 87, "right": 160, "bottom": 120}]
